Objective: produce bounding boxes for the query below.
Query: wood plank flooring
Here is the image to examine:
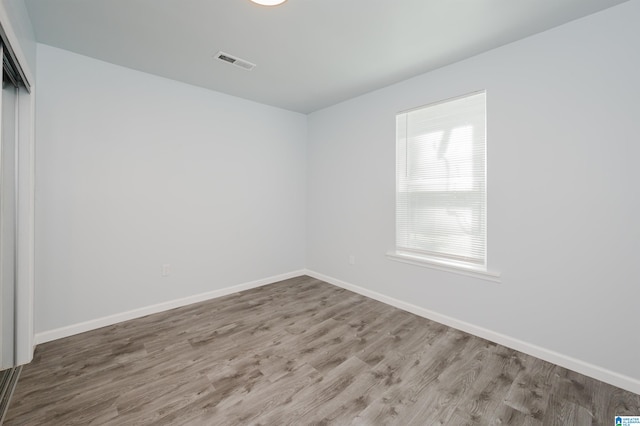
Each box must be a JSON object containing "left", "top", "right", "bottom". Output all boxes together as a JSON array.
[{"left": 5, "top": 276, "right": 640, "bottom": 425}]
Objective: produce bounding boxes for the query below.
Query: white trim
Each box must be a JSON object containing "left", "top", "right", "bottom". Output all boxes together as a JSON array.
[
  {"left": 14, "top": 83, "right": 35, "bottom": 365},
  {"left": 386, "top": 251, "right": 501, "bottom": 283},
  {"left": 34, "top": 270, "right": 305, "bottom": 345},
  {"left": 304, "top": 269, "right": 640, "bottom": 395}
]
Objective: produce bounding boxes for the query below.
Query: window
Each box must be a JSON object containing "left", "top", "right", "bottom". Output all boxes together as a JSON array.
[{"left": 391, "top": 91, "right": 497, "bottom": 280}]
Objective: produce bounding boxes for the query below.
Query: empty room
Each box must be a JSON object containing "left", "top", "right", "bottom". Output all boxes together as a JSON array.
[{"left": 0, "top": 0, "right": 638, "bottom": 424}]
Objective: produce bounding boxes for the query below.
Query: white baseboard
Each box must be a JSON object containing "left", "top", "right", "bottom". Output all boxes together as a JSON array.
[
  {"left": 33, "top": 268, "right": 640, "bottom": 395},
  {"left": 304, "top": 269, "right": 640, "bottom": 395},
  {"left": 33, "top": 270, "right": 306, "bottom": 345}
]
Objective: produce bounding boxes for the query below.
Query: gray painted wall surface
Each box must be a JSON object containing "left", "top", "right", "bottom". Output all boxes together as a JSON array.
[
  {"left": 307, "top": 1, "right": 640, "bottom": 381},
  {"left": 35, "top": 44, "right": 307, "bottom": 332}
]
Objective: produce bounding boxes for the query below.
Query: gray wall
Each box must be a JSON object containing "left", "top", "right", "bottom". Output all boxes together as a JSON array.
[
  {"left": 307, "top": 1, "right": 640, "bottom": 382},
  {"left": 35, "top": 45, "right": 307, "bottom": 332}
]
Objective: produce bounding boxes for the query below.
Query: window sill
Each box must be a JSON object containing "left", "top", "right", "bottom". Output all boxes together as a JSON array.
[{"left": 386, "top": 251, "right": 501, "bottom": 283}]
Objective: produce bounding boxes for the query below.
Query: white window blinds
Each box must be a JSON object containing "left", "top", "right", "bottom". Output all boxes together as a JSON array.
[{"left": 396, "top": 91, "right": 486, "bottom": 267}]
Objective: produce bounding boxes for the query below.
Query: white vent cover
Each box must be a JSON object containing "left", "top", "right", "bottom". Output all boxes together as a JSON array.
[{"left": 215, "top": 51, "right": 256, "bottom": 71}]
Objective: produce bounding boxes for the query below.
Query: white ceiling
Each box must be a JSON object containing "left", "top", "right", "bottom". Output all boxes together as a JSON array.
[{"left": 24, "top": 0, "right": 628, "bottom": 113}]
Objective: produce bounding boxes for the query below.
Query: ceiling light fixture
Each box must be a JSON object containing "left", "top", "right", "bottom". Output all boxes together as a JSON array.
[{"left": 250, "top": 0, "right": 287, "bottom": 6}]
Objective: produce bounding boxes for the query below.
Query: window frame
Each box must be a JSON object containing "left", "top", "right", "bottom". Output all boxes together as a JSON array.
[{"left": 388, "top": 91, "right": 500, "bottom": 283}]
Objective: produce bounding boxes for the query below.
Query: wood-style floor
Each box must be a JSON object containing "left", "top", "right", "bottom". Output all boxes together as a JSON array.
[{"left": 5, "top": 276, "right": 640, "bottom": 425}]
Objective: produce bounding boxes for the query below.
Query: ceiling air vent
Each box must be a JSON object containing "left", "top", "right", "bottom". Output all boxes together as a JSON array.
[{"left": 215, "top": 51, "right": 256, "bottom": 71}]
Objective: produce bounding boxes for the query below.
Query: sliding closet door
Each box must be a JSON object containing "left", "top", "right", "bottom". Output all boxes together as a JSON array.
[
  {"left": 0, "top": 24, "right": 32, "bottom": 419},
  {"left": 0, "top": 44, "right": 18, "bottom": 370}
]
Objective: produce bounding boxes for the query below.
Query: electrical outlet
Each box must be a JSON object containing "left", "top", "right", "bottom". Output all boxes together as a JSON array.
[
  {"left": 161, "top": 264, "right": 170, "bottom": 277},
  {"left": 349, "top": 255, "right": 356, "bottom": 265}
]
